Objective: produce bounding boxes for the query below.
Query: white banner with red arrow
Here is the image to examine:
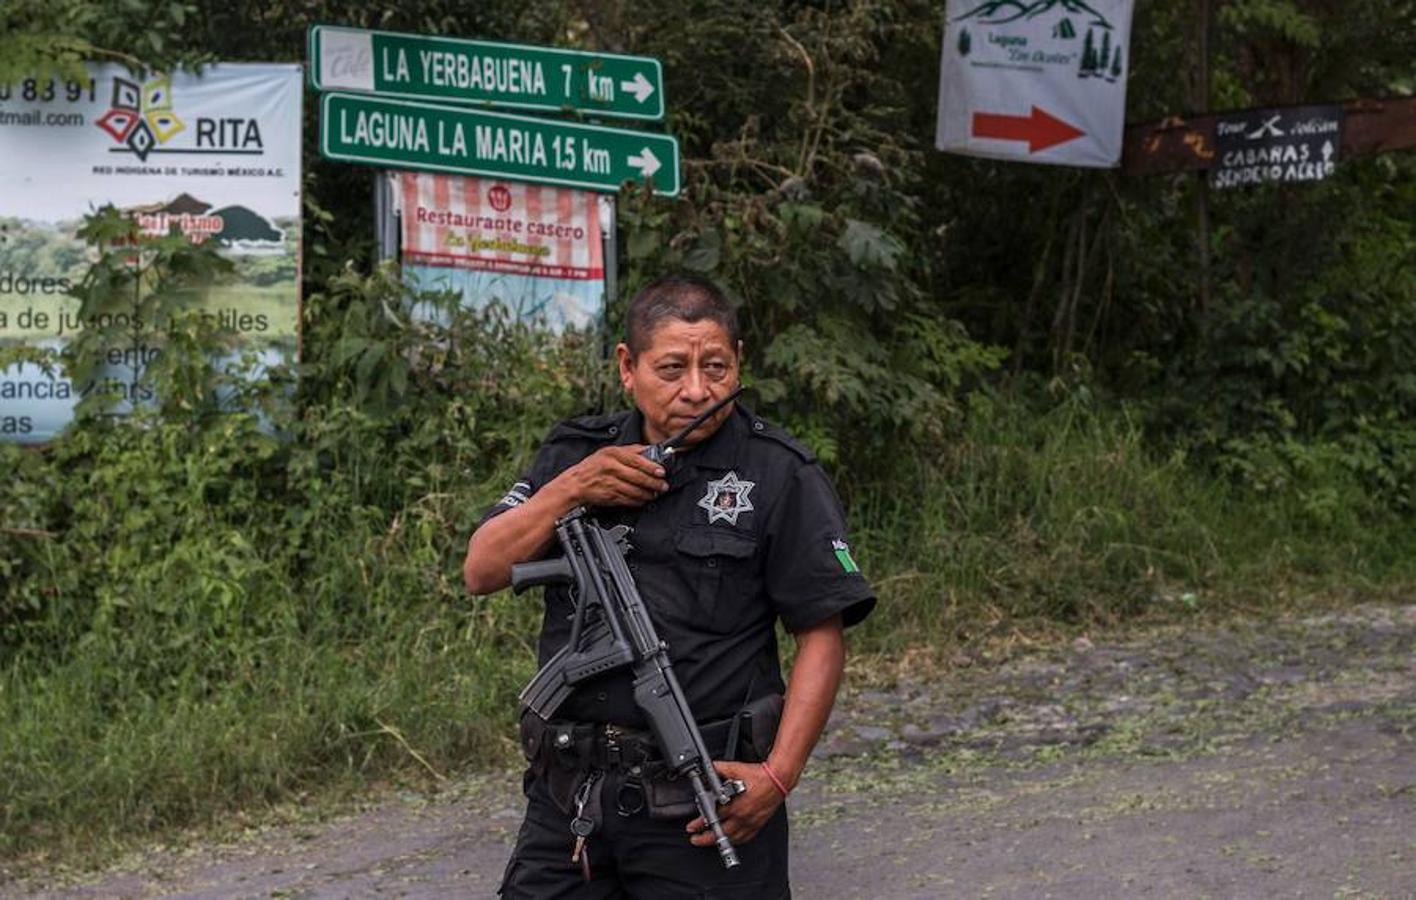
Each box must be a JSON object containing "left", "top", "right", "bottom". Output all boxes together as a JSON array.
[{"left": 935, "top": 0, "right": 1134, "bottom": 168}]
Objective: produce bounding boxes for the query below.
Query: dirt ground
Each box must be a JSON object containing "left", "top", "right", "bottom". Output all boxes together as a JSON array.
[{"left": 7, "top": 604, "right": 1414, "bottom": 899}]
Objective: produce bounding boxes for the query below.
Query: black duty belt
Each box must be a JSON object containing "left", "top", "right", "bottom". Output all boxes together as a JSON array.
[{"left": 543, "top": 717, "right": 743, "bottom": 771}]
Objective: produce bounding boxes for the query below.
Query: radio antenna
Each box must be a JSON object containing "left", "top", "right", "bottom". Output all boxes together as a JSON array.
[{"left": 643, "top": 385, "right": 743, "bottom": 463}]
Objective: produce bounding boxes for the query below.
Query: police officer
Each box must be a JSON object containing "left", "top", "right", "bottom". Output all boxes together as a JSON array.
[{"left": 464, "top": 274, "right": 875, "bottom": 898}]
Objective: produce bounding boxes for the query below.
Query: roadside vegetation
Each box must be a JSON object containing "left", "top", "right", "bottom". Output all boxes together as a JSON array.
[{"left": 3, "top": 0, "right": 1414, "bottom": 868}]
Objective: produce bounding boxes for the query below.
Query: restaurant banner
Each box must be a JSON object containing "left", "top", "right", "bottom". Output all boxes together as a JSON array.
[{"left": 396, "top": 171, "right": 608, "bottom": 331}]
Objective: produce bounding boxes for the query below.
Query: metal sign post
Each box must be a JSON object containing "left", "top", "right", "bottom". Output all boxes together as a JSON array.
[{"left": 372, "top": 172, "right": 398, "bottom": 262}]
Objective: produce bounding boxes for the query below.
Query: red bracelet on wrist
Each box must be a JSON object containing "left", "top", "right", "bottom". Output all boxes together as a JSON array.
[{"left": 761, "top": 760, "right": 791, "bottom": 797}]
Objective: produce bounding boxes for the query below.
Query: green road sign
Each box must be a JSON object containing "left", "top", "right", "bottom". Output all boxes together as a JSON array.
[
  {"left": 309, "top": 25, "right": 665, "bottom": 122},
  {"left": 320, "top": 92, "right": 681, "bottom": 196}
]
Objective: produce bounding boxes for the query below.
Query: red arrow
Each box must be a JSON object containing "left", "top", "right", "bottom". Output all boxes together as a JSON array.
[{"left": 971, "top": 106, "right": 1085, "bottom": 153}]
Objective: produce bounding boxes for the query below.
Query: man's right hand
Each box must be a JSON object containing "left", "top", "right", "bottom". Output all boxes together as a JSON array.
[
  {"left": 465, "top": 446, "right": 667, "bottom": 594},
  {"left": 562, "top": 445, "right": 669, "bottom": 507}
]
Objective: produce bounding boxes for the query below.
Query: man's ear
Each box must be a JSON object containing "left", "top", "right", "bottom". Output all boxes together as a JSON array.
[{"left": 615, "top": 342, "right": 634, "bottom": 393}]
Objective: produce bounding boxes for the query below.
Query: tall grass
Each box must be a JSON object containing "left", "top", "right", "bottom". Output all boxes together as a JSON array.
[
  {"left": 0, "top": 421, "right": 544, "bottom": 861},
  {"left": 845, "top": 390, "right": 1416, "bottom": 658}
]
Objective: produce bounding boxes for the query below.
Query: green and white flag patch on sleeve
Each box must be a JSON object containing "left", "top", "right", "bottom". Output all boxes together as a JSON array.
[{"left": 832, "top": 539, "right": 861, "bottom": 574}]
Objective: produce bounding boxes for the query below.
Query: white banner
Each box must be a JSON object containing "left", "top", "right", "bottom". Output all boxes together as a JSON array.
[
  {"left": 936, "top": 0, "right": 1134, "bottom": 168},
  {"left": 0, "top": 63, "right": 302, "bottom": 443}
]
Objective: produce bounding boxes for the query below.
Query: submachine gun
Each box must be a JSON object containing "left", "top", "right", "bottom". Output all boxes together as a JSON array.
[{"left": 510, "top": 387, "right": 746, "bottom": 869}]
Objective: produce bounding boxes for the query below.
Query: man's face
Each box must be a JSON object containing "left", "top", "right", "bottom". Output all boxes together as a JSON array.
[{"left": 616, "top": 317, "right": 740, "bottom": 447}]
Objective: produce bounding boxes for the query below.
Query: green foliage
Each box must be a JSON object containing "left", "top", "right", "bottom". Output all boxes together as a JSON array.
[
  {"left": 0, "top": 408, "right": 543, "bottom": 854},
  {"left": 1220, "top": 0, "right": 1322, "bottom": 48},
  {"left": 1141, "top": 164, "right": 1416, "bottom": 505},
  {"left": 847, "top": 385, "right": 1416, "bottom": 657},
  {"left": 0, "top": 0, "right": 100, "bottom": 85},
  {"left": 0, "top": 217, "right": 89, "bottom": 283},
  {"left": 0, "top": 0, "right": 204, "bottom": 84}
]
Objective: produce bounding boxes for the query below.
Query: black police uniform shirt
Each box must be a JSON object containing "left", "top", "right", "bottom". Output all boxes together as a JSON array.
[{"left": 480, "top": 403, "right": 876, "bottom": 728}]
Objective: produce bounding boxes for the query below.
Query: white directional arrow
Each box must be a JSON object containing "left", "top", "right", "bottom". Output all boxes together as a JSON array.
[
  {"left": 627, "top": 147, "right": 662, "bottom": 178},
  {"left": 620, "top": 72, "right": 655, "bottom": 104}
]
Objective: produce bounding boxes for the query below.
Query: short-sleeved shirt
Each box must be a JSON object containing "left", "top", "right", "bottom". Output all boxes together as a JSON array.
[{"left": 480, "top": 403, "right": 876, "bottom": 727}]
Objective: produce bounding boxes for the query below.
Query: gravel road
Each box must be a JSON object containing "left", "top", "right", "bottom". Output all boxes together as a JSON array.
[{"left": 9, "top": 604, "right": 1414, "bottom": 899}]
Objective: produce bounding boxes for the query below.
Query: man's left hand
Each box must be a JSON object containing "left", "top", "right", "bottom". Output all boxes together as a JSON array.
[{"left": 685, "top": 760, "right": 785, "bottom": 848}]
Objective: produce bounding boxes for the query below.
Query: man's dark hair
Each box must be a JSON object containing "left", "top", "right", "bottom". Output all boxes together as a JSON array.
[{"left": 625, "top": 273, "right": 740, "bottom": 356}]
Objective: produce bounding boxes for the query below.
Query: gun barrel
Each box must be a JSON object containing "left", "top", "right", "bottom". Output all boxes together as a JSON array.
[{"left": 690, "top": 769, "right": 741, "bottom": 869}]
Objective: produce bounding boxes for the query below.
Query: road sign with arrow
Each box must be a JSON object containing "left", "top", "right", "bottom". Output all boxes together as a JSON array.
[
  {"left": 319, "top": 92, "right": 681, "bottom": 196},
  {"left": 935, "top": 0, "right": 1135, "bottom": 167},
  {"left": 310, "top": 25, "right": 664, "bottom": 121},
  {"left": 1208, "top": 105, "right": 1344, "bottom": 190}
]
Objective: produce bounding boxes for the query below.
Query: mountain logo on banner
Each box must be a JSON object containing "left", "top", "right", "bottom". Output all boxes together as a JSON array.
[
  {"left": 95, "top": 75, "right": 185, "bottom": 161},
  {"left": 952, "top": 0, "right": 1124, "bottom": 83},
  {"left": 126, "top": 194, "right": 285, "bottom": 249},
  {"left": 956, "top": 1, "right": 1112, "bottom": 28}
]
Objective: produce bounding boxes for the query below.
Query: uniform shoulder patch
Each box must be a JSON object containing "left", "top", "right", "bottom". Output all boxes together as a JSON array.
[
  {"left": 747, "top": 418, "right": 816, "bottom": 462},
  {"left": 547, "top": 410, "right": 632, "bottom": 444},
  {"left": 832, "top": 538, "right": 862, "bottom": 574}
]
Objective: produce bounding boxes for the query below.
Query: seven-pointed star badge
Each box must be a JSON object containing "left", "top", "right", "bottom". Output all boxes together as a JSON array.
[{"left": 697, "top": 471, "right": 756, "bottom": 525}]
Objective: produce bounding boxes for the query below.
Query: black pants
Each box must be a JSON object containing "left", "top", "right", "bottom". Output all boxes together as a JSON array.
[{"left": 498, "top": 768, "right": 791, "bottom": 899}]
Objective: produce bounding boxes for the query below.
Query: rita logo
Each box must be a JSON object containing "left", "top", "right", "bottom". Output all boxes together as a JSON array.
[
  {"left": 488, "top": 184, "right": 513, "bottom": 212},
  {"left": 95, "top": 76, "right": 184, "bottom": 162},
  {"left": 93, "top": 74, "right": 266, "bottom": 162}
]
